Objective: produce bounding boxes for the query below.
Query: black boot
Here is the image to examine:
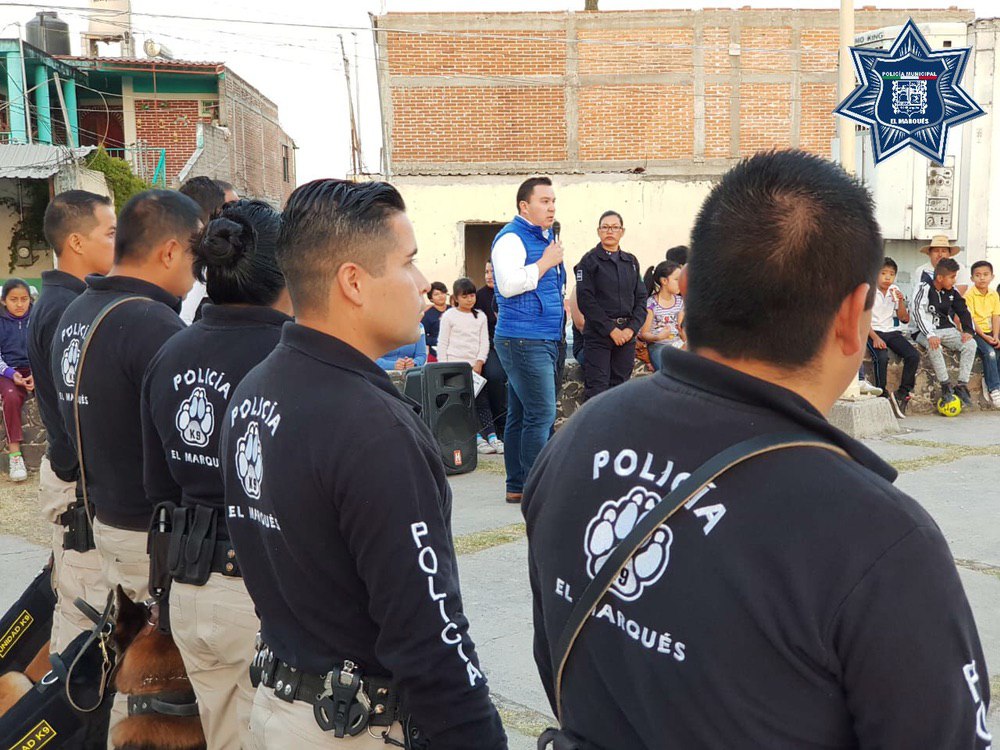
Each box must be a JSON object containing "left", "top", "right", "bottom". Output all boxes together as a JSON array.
[{"left": 941, "top": 382, "right": 954, "bottom": 401}]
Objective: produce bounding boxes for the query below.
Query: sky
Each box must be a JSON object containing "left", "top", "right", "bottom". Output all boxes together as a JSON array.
[{"left": 0, "top": 0, "right": 996, "bottom": 184}]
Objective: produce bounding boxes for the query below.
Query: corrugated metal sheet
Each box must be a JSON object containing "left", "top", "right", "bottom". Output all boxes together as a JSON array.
[{"left": 0, "top": 145, "right": 96, "bottom": 179}]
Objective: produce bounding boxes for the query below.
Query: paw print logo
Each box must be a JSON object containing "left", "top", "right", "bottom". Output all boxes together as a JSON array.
[
  {"left": 175, "top": 387, "right": 215, "bottom": 448},
  {"left": 61, "top": 338, "right": 81, "bottom": 388},
  {"left": 235, "top": 422, "right": 263, "bottom": 500},
  {"left": 583, "top": 486, "right": 673, "bottom": 602}
]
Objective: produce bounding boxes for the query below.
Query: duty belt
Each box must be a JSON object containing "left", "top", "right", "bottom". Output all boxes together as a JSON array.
[
  {"left": 208, "top": 538, "right": 241, "bottom": 577},
  {"left": 254, "top": 644, "right": 400, "bottom": 736}
]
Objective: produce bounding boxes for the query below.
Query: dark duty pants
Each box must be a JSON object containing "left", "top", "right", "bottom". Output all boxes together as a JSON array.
[
  {"left": 866, "top": 330, "right": 920, "bottom": 395},
  {"left": 582, "top": 334, "right": 636, "bottom": 402}
]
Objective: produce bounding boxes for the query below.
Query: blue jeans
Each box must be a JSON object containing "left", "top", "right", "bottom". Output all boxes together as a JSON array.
[
  {"left": 495, "top": 336, "right": 558, "bottom": 494},
  {"left": 974, "top": 334, "right": 1000, "bottom": 392}
]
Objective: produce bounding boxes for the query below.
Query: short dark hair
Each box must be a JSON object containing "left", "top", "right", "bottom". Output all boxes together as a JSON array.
[
  {"left": 179, "top": 176, "right": 226, "bottom": 223},
  {"left": 598, "top": 210, "right": 623, "bottom": 227},
  {"left": 115, "top": 190, "right": 203, "bottom": 264},
  {"left": 665, "top": 245, "right": 689, "bottom": 265},
  {"left": 43, "top": 190, "right": 113, "bottom": 255},
  {"left": 686, "top": 150, "right": 882, "bottom": 367},
  {"left": 935, "top": 258, "right": 960, "bottom": 278},
  {"left": 194, "top": 199, "right": 284, "bottom": 306},
  {"left": 216, "top": 180, "right": 236, "bottom": 195},
  {"left": 882, "top": 256, "right": 898, "bottom": 273},
  {"left": 516, "top": 177, "right": 552, "bottom": 212},
  {"left": 428, "top": 281, "right": 448, "bottom": 301},
  {"left": 1, "top": 277, "right": 30, "bottom": 300},
  {"left": 278, "top": 179, "right": 406, "bottom": 314},
  {"left": 971, "top": 260, "right": 994, "bottom": 275}
]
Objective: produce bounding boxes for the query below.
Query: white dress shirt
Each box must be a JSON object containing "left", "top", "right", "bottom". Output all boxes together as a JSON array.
[{"left": 491, "top": 223, "right": 550, "bottom": 299}]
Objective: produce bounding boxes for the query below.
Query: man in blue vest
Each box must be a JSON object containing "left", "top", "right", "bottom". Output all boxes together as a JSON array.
[{"left": 491, "top": 176, "right": 565, "bottom": 503}]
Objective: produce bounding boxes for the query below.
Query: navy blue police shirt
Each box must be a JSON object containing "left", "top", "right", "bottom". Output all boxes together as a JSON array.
[
  {"left": 220, "top": 324, "right": 507, "bottom": 749},
  {"left": 28, "top": 270, "right": 87, "bottom": 482},
  {"left": 141, "top": 304, "right": 291, "bottom": 518},
  {"left": 53, "top": 275, "right": 185, "bottom": 530},
  {"left": 525, "top": 347, "right": 991, "bottom": 749},
  {"left": 573, "top": 244, "right": 647, "bottom": 339}
]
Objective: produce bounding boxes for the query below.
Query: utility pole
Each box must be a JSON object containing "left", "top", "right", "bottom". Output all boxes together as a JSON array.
[
  {"left": 339, "top": 34, "right": 363, "bottom": 177},
  {"left": 838, "top": 0, "right": 855, "bottom": 176}
]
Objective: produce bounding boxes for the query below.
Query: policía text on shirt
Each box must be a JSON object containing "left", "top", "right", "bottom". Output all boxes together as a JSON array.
[{"left": 229, "top": 396, "right": 281, "bottom": 436}]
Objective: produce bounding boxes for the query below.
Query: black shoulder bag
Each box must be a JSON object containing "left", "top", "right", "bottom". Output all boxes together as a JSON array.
[{"left": 537, "top": 432, "right": 848, "bottom": 750}]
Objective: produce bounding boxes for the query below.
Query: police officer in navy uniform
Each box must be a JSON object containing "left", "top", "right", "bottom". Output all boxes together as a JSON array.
[
  {"left": 526, "top": 151, "right": 991, "bottom": 749},
  {"left": 141, "top": 200, "right": 292, "bottom": 750},
  {"left": 221, "top": 179, "right": 507, "bottom": 749},
  {"left": 573, "top": 210, "right": 646, "bottom": 401}
]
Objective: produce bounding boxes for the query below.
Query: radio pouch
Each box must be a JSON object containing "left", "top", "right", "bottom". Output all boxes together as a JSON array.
[
  {"left": 61, "top": 502, "right": 95, "bottom": 554},
  {"left": 167, "top": 505, "right": 218, "bottom": 586}
]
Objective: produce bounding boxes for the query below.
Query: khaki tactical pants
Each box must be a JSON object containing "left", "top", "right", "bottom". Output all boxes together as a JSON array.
[
  {"left": 248, "top": 683, "right": 405, "bottom": 749},
  {"left": 170, "top": 575, "right": 259, "bottom": 750},
  {"left": 92, "top": 517, "right": 152, "bottom": 750},
  {"left": 38, "top": 457, "right": 108, "bottom": 653}
]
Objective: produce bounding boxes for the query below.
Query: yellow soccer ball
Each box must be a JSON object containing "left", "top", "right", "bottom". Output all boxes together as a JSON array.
[{"left": 937, "top": 395, "right": 962, "bottom": 417}]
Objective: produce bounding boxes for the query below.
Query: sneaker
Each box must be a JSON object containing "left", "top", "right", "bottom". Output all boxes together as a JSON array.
[
  {"left": 488, "top": 436, "right": 505, "bottom": 455},
  {"left": 859, "top": 380, "right": 883, "bottom": 397},
  {"left": 8, "top": 454, "right": 26, "bottom": 482},
  {"left": 941, "top": 381, "right": 954, "bottom": 401},
  {"left": 477, "top": 436, "right": 496, "bottom": 455},
  {"left": 887, "top": 391, "right": 905, "bottom": 419},
  {"left": 955, "top": 383, "right": 974, "bottom": 407},
  {"left": 894, "top": 390, "right": 911, "bottom": 416},
  {"left": 990, "top": 389, "right": 1000, "bottom": 409}
]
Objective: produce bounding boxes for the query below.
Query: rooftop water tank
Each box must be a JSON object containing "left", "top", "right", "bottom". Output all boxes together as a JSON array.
[{"left": 26, "top": 12, "right": 71, "bottom": 56}]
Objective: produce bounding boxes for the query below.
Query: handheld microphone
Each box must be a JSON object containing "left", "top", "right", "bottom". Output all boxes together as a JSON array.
[{"left": 552, "top": 220, "right": 561, "bottom": 242}]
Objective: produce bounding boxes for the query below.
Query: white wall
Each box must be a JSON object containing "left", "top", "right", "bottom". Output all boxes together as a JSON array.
[
  {"left": 394, "top": 174, "right": 715, "bottom": 287},
  {"left": 967, "top": 20, "right": 1000, "bottom": 270}
]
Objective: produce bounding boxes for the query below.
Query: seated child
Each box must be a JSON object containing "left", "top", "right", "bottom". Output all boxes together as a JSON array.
[
  {"left": 910, "top": 258, "right": 977, "bottom": 407},
  {"left": 376, "top": 324, "right": 427, "bottom": 371},
  {"left": 639, "top": 261, "right": 685, "bottom": 372},
  {"left": 437, "top": 278, "right": 503, "bottom": 455},
  {"left": 867, "top": 257, "right": 920, "bottom": 415},
  {"left": 964, "top": 260, "right": 1000, "bottom": 408},
  {"left": 0, "top": 278, "right": 34, "bottom": 481}
]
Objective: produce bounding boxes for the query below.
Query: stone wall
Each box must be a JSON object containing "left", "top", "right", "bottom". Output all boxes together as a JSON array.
[
  {"left": 864, "top": 348, "right": 992, "bottom": 413},
  {"left": 0, "top": 395, "right": 46, "bottom": 475}
]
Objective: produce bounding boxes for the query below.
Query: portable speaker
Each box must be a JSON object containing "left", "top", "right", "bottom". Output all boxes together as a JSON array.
[{"left": 406, "top": 363, "right": 478, "bottom": 475}]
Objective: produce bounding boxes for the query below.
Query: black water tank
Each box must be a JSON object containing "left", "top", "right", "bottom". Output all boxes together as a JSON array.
[{"left": 26, "top": 12, "right": 71, "bottom": 56}]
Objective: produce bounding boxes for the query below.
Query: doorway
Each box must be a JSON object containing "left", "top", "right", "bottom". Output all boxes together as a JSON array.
[{"left": 463, "top": 222, "right": 506, "bottom": 286}]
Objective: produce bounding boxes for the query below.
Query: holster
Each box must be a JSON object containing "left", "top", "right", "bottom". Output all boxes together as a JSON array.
[
  {"left": 59, "top": 502, "right": 95, "bottom": 553},
  {"left": 166, "top": 505, "right": 218, "bottom": 586},
  {"left": 147, "top": 502, "right": 176, "bottom": 635}
]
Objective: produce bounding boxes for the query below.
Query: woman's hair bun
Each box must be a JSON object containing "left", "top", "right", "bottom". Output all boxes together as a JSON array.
[{"left": 196, "top": 215, "right": 256, "bottom": 268}]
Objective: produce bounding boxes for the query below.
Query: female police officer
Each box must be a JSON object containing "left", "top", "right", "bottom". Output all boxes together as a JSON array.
[{"left": 140, "top": 199, "right": 292, "bottom": 749}]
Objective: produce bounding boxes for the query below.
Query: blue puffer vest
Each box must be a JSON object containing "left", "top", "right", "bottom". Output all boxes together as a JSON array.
[{"left": 491, "top": 216, "right": 565, "bottom": 341}]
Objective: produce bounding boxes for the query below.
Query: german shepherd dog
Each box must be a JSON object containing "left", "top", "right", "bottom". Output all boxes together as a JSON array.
[{"left": 0, "top": 587, "right": 205, "bottom": 750}]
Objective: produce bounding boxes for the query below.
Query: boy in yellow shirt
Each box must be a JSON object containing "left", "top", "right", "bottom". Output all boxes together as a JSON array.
[{"left": 964, "top": 260, "right": 1000, "bottom": 407}]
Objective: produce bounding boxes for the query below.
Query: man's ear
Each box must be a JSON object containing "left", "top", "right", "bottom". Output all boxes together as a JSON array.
[
  {"left": 64, "top": 232, "right": 83, "bottom": 258},
  {"left": 833, "top": 283, "right": 871, "bottom": 357},
  {"left": 335, "top": 262, "right": 365, "bottom": 307}
]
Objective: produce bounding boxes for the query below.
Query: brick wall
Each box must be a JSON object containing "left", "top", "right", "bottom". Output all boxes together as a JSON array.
[
  {"left": 378, "top": 8, "right": 973, "bottom": 175},
  {"left": 134, "top": 99, "right": 213, "bottom": 185},
  {"left": 222, "top": 70, "right": 296, "bottom": 206}
]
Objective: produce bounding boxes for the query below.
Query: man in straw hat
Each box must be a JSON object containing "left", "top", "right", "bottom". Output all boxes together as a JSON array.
[{"left": 913, "top": 235, "right": 970, "bottom": 298}]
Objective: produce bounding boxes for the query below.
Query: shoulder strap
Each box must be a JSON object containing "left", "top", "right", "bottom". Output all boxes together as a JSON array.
[
  {"left": 73, "top": 296, "right": 151, "bottom": 524},
  {"left": 552, "top": 432, "right": 850, "bottom": 721}
]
